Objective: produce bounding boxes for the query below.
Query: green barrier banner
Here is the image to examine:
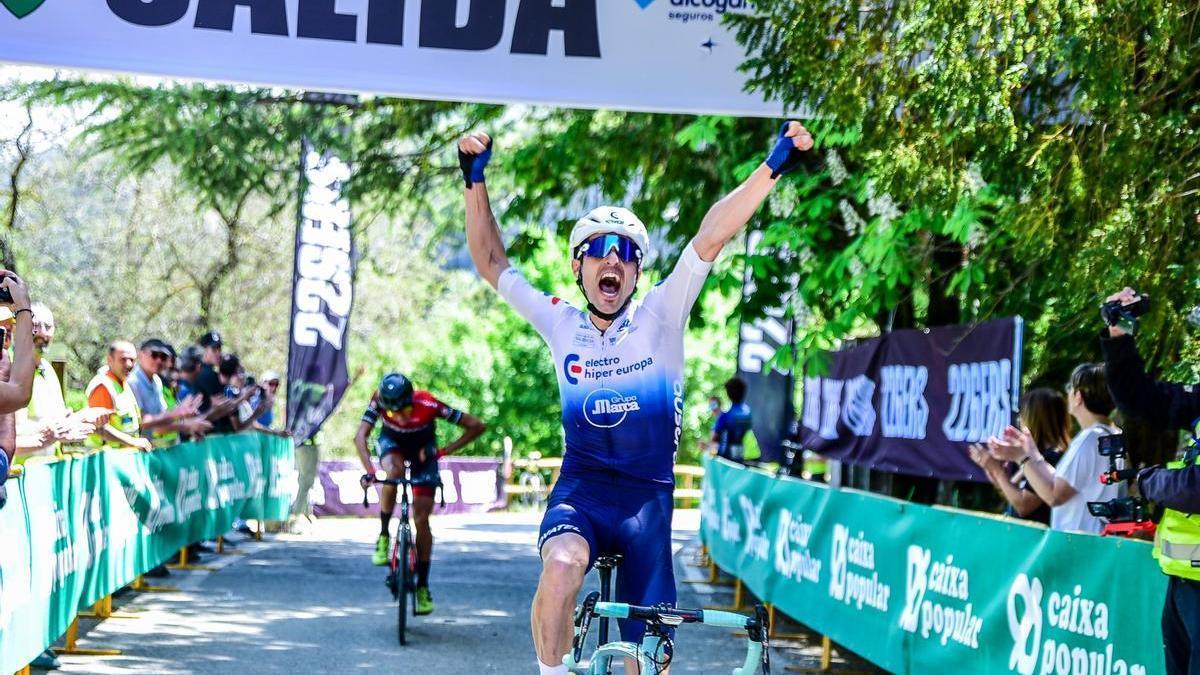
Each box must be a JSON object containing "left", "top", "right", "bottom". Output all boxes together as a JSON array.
[
  {"left": 0, "top": 433, "right": 295, "bottom": 672},
  {"left": 699, "top": 457, "right": 1168, "bottom": 675}
]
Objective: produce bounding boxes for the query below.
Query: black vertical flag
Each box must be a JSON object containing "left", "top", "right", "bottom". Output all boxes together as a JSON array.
[{"left": 285, "top": 138, "right": 355, "bottom": 444}]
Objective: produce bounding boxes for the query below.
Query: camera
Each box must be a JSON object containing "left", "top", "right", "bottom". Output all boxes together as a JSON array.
[
  {"left": 0, "top": 273, "right": 11, "bottom": 304},
  {"left": 1100, "top": 294, "right": 1151, "bottom": 331},
  {"left": 1087, "top": 497, "right": 1149, "bottom": 523},
  {"left": 1088, "top": 432, "right": 1156, "bottom": 537}
]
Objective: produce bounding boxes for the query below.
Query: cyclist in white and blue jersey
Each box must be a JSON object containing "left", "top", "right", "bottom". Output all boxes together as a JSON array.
[{"left": 460, "top": 122, "right": 814, "bottom": 675}]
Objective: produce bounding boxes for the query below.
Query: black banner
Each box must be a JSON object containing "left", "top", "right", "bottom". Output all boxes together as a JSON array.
[
  {"left": 285, "top": 139, "right": 355, "bottom": 444},
  {"left": 799, "top": 318, "right": 1024, "bottom": 481},
  {"left": 735, "top": 232, "right": 795, "bottom": 463}
]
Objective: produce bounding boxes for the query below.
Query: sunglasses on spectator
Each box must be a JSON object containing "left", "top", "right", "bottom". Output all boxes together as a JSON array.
[
  {"left": 151, "top": 352, "right": 170, "bottom": 361},
  {"left": 575, "top": 234, "right": 642, "bottom": 263}
]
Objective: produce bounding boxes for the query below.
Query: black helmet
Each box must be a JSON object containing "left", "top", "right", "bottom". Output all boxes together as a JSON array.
[{"left": 378, "top": 373, "right": 414, "bottom": 411}]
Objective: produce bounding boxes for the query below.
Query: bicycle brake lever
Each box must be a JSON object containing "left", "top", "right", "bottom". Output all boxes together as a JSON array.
[
  {"left": 572, "top": 592, "right": 599, "bottom": 664},
  {"left": 757, "top": 604, "right": 771, "bottom": 674}
]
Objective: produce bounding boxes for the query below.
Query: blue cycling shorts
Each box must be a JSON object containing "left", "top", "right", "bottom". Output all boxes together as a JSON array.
[{"left": 538, "top": 474, "right": 676, "bottom": 643}]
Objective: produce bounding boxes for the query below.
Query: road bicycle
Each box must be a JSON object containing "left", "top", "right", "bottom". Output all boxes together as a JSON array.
[{"left": 361, "top": 471, "right": 443, "bottom": 646}]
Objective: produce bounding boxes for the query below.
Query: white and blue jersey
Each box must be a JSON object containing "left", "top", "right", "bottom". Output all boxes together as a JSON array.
[
  {"left": 498, "top": 244, "right": 712, "bottom": 491},
  {"left": 499, "top": 242, "right": 712, "bottom": 643}
]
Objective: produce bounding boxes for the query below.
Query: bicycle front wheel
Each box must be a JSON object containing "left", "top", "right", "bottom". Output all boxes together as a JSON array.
[{"left": 396, "top": 535, "right": 410, "bottom": 645}]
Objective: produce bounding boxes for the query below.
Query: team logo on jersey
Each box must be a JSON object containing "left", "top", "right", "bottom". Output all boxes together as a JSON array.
[
  {"left": 564, "top": 354, "right": 583, "bottom": 385},
  {"left": 583, "top": 389, "right": 641, "bottom": 428}
]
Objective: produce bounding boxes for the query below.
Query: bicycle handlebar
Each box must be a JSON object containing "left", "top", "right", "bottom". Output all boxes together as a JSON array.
[
  {"left": 361, "top": 474, "right": 445, "bottom": 509},
  {"left": 578, "top": 600, "right": 769, "bottom": 675}
]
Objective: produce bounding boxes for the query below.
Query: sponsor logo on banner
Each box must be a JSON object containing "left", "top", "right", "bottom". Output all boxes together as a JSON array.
[
  {"left": 652, "top": 0, "right": 757, "bottom": 26},
  {"left": 1006, "top": 575, "right": 1146, "bottom": 675},
  {"left": 739, "top": 495, "right": 769, "bottom": 562},
  {"left": 774, "top": 509, "right": 822, "bottom": 584},
  {"left": 880, "top": 365, "right": 929, "bottom": 439},
  {"left": 829, "top": 525, "right": 891, "bottom": 612},
  {"left": 943, "top": 359, "right": 1014, "bottom": 443},
  {"left": 719, "top": 495, "right": 741, "bottom": 545},
  {"left": 1, "top": 0, "right": 42, "bottom": 19},
  {"left": 899, "top": 545, "right": 984, "bottom": 649}
]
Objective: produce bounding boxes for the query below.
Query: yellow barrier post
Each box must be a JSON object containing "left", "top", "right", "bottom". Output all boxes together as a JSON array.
[
  {"left": 821, "top": 635, "right": 833, "bottom": 671},
  {"left": 15, "top": 665, "right": 31, "bottom": 675},
  {"left": 255, "top": 520, "right": 264, "bottom": 542},
  {"left": 78, "top": 594, "right": 140, "bottom": 621},
  {"left": 57, "top": 617, "right": 121, "bottom": 656},
  {"left": 215, "top": 536, "right": 246, "bottom": 556},
  {"left": 131, "top": 575, "right": 178, "bottom": 593},
  {"left": 166, "top": 546, "right": 215, "bottom": 572}
]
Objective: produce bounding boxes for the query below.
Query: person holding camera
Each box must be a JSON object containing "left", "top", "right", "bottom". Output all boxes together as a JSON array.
[{"left": 1100, "top": 287, "right": 1200, "bottom": 675}]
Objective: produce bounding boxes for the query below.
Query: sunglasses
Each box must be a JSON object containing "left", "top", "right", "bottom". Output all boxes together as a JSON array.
[{"left": 575, "top": 234, "right": 642, "bottom": 263}]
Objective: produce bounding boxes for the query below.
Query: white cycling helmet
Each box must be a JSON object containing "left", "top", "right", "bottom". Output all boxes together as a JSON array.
[{"left": 569, "top": 206, "right": 651, "bottom": 261}]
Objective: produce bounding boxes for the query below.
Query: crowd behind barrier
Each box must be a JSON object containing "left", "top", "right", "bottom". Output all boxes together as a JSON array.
[
  {"left": 0, "top": 278, "right": 293, "bottom": 670},
  {"left": 0, "top": 432, "right": 297, "bottom": 674}
]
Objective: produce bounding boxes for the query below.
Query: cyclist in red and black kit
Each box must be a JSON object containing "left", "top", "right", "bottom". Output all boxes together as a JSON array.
[{"left": 355, "top": 372, "right": 486, "bottom": 615}]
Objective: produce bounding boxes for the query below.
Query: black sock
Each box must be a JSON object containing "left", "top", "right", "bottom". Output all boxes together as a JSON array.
[
  {"left": 380, "top": 512, "right": 391, "bottom": 537},
  {"left": 417, "top": 559, "right": 431, "bottom": 588}
]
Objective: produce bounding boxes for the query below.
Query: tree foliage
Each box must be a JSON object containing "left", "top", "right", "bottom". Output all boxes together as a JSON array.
[{"left": 729, "top": 0, "right": 1200, "bottom": 384}]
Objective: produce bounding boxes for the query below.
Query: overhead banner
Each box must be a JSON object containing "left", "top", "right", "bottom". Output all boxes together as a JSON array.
[
  {"left": 0, "top": 433, "right": 296, "bottom": 674},
  {"left": 286, "top": 139, "right": 355, "bottom": 445},
  {"left": 0, "top": 1, "right": 780, "bottom": 117},
  {"left": 799, "top": 318, "right": 1024, "bottom": 481},
  {"left": 736, "top": 232, "right": 795, "bottom": 463},
  {"left": 699, "top": 457, "right": 1167, "bottom": 675}
]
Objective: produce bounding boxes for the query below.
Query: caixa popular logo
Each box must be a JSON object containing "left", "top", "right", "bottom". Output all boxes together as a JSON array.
[{"left": 583, "top": 389, "right": 640, "bottom": 428}]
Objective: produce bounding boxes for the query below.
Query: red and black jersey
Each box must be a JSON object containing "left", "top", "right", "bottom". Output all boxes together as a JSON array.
[{"left": 362, "top": 390, "right": 463, "bottom": 454}]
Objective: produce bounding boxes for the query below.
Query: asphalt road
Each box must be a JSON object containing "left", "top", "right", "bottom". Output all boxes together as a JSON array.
[{"left": 45, "top": 511, "right": 855, "bottom": 674}]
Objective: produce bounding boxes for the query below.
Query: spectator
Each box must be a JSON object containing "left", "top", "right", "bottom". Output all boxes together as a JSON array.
[
  {"left": 252, "top": 370, "right": 281, "bottom": 429},
  {"left": 969, "top": 387, "right": 1071, "bottom": 525},
  {"left": 989, "top": 364, "right": 1124, "bottom": 534},
  {"left": 14, "top": 303, "right": 104, "bottom": 463},
  {"left": 216, "top": 353, "right": 267, "bottom": 434},
  {"left": 84, "top": 341, "right": 153, "bottom": 451},
  {"left": 127, "top": 338, "right": 209, "bottom": 447},
  {"left": 713, "top": 377, "right": 754, "bottom": 463},
  {"left": 1, "top": 273, "right": 40, "bottom": 510},
  {"left": 177, "top": 344, "right": 237, "bottom": 435}
]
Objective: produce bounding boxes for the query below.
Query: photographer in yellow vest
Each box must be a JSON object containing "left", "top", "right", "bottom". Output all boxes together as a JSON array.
[
  {"left": 85, "top": 340, "right": 153, "bottom": 452},
  {"left": 1101, "top": 287, "right": 1200, "bottom": 675}
]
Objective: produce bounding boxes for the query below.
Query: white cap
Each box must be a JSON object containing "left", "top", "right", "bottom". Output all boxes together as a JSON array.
[{"left": 260, "top": 370, "right": 281, "bottom": 383}]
